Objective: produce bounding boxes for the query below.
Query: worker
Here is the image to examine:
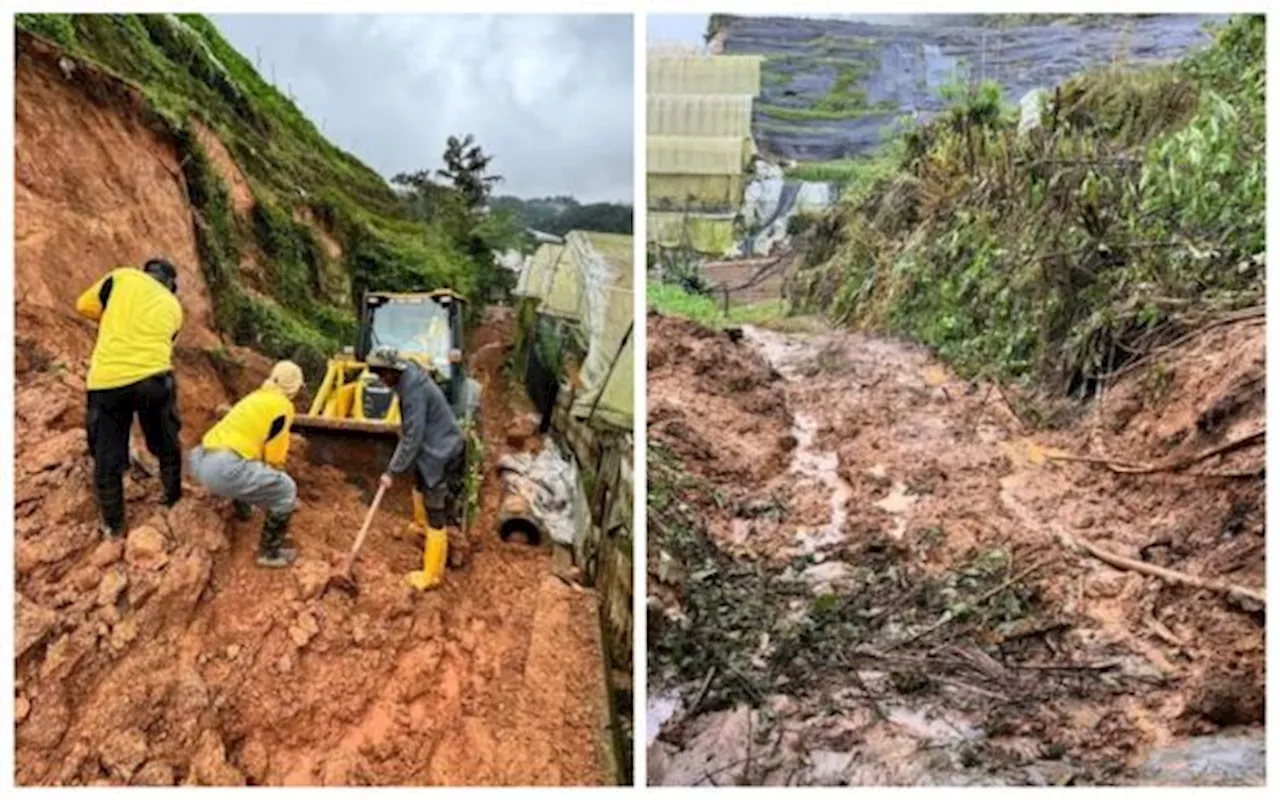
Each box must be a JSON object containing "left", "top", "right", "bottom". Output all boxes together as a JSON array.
[
  {"left": 75, "top": 258, "right": 184, "bottom": 538},
  {"left": 367, "top": 347, "right": 466, "bottom": 590},
  {"left": 188, "top": 361, "right": 305, "bottom": 568}
]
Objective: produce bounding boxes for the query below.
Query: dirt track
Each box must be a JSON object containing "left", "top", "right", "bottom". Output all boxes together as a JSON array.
[
  {"left": 647, "top": 312, "right": 1264, "bottom": 786},
  {"left": 14, "top": 38, "right": 611, "bottom": 784}
]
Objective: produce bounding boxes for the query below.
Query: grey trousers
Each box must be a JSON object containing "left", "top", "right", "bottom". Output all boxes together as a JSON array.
[{"left": 188, "top": 446, "right": 297, "bottom": 516}]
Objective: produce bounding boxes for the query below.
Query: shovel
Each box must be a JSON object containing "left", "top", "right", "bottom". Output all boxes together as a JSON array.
[{"left": 324, "top": 483, "right": 388, "bottom": 598}]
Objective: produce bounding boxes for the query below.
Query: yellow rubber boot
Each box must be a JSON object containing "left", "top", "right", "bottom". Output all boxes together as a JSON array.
[
  {"left": 406, "top": 527, "right": 448, "bottom": 591},
  {"left": 404, "top": 489, "right": 428, "bottom": 537}
]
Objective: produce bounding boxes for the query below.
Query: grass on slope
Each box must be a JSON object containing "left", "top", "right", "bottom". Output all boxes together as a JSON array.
[{"left": 16, "top": 13, "right": 479, "bottom": 378}]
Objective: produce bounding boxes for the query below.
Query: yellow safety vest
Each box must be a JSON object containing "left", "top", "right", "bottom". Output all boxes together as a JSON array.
[
  {"left": 202, "top": 388, "right": 295, "bottom": 467},
  {"left": 75, "top": 267, "right": 183, "bottom": 391}
]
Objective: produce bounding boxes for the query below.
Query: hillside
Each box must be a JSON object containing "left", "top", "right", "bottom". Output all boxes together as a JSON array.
[
  {"left": 16, "top": 13, "right": 484, "bottom": 377},
  {"left": 711, "top": 13, "right": 1223, "bottom": 162},
  {"left": 787, "top": 14, "right": 1263, "bottom": 393},
  {"left": 491, "top": 195, "right": 633, "bottom": 237}
]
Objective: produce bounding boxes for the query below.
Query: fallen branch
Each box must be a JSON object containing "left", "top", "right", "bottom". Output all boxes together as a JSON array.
[
  {"left": 688, "top": 666, "right": 716, "bottom": 718},
  {"left": 1111, "top": 429, "right": 1265, "bottom": 475},
  {"left": 1013, "top": 659, "right": 1123, "bottom": 671},
  {"left": 1055, "top": 528, "right": 1265, "bottom": 606},
  {"left": 1050, "top": 429, "right": 1265, "bottom": 476}
]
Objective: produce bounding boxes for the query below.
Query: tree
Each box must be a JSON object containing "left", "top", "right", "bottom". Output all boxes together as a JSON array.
[
  {"left": 390, "top": 168, "right": 470, "bottom": 239},
  {"left": 437, "top": 134, "right": 504, "bottom": 208}
]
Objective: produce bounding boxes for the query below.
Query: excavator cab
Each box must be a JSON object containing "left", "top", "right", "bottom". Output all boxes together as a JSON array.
[{"left": 294, "top": 289, "right": 480, "bottom": 436}]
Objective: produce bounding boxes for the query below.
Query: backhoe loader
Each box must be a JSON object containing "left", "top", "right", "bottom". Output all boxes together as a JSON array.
[{"left": 294, "top": 289, "right": 483, "bottom": 549}]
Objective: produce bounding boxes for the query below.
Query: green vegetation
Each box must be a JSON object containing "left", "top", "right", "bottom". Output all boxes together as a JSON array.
[
  {"left": 760, "top": 49, "right": 890, "bottom": 122},
  {"left": 759, "top": 101, "right": 896, "bottom": 122},
  {"left": 647, "top": 283, "right": 790, "bottom": 330},
  {"left": 782, "top": 148, "right": 901, "bottom": 189},
  {"left": 490, "top": 195, "right": 633, "bottom": 236},
  {"left": 15, "top": 13, "right": 512, "bottom": 379},
  {"left": 789, "top": 15, "right": 1264, "bottom": 394}
]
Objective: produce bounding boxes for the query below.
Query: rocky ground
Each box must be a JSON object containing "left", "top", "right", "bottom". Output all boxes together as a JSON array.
[{"left": 15, "top": 311, "right": 615, "bottom": 786}]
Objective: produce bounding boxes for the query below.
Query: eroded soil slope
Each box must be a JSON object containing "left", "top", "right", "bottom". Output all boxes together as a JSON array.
[
  {"left": 15, "top": 44, "right": 611, "bottom": 787},
  {"left": 647, "top": 312, "right": 1263, "bottom": 786}
]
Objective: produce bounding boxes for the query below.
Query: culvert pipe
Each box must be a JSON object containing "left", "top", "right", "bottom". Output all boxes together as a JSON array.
[{"left": 498, "top": 488, "right": 544, "bottom": 545}]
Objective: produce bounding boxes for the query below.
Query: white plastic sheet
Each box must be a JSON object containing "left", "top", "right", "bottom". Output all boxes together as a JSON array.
[{"left": 497, "top": 440, "right": 583, "bottom": 547}]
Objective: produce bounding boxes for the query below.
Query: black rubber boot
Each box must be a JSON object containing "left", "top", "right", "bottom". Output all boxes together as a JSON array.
[
  {"left": 97, "top": 476, "right": 126, "bottom": 539},
  {"left": 233, "top": 500, "right": 254, "bottom": 522},
  {"left": 160, "top": 458, "right": 182, "bottom": 508},
  {"left": 255, "top": 511, "right": 298, "bottom": 568}
]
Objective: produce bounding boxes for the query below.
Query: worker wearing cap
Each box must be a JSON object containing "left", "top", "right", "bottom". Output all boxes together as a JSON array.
[
  {"left": 188, "top": 361, "right": 305, "bottom": 568},
  {"left": 75, "top": 258, "right": 184, "bottom": 538},
  {"left": 367, "top": 347, "right": 466, "bottom": 590}
]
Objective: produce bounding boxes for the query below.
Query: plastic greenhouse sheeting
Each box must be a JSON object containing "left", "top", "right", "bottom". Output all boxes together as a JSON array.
[
  {"left": 515, "top": 243, "right": 566, "bottom": 298},
  {"left": 648, "top": 94, "right": 755, "bottom": 137},
  {"left": 647, "top": 212, "right": 736, "bottom": 255},
  {"left": 648, "top": 135, "right": 752, "bottom": 176},
  {"left": 570, "top": 284, "right": 633, "bottom": 429},
  {"left": 648, "top": 174, "right": 744, "bottom": 209},
  {"left": 518, "top": 232, "right": 633, "bottom": 431},
  {"left": 648, "top": 55, "right": 763, "bottom": 96},
  {"left": 564, "top": 232, "right": 633, "bottom": 431}
]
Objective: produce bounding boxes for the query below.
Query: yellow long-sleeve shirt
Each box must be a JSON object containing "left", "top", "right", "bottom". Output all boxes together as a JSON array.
[
  {"left": 202, "top": 388, "right": 295, "bottom": 467},
  {"left": 75, "top": 267, "right": 183, "bottom": 391}
]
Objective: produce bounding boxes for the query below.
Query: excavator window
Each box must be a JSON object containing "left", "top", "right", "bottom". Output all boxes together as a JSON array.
[{"left": 367, "top": 297, "right": 453, "bottom": 371}]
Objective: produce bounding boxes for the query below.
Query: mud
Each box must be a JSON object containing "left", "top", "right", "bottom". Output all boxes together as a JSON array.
[
  {"left": 15, "top": 39, "right": 612, "bottom": 785},
  {"left": 647, "top": 312, "right": 1263, "bottom": 786},
  {"left": 15, "top": 310, "right": 614, "bottom": 786},
  {"left": 193, "top": 119, "right": 254, "bottom": 220}
]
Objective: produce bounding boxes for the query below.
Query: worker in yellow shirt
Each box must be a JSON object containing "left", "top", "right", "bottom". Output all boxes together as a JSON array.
[
  {"left": 75, "top": 259, "right": 184, "bottom": 538},
  {"left": 187, "top": 362, "right": 304, "bottom": 568}
]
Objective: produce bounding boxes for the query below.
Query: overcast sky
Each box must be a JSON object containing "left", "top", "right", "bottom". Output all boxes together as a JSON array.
[
  {"left": 646, "top": 14, "right": 974, "bottom": 46},
  {"left": 212, "top": 14, "right": 634, "bottom": 203}
]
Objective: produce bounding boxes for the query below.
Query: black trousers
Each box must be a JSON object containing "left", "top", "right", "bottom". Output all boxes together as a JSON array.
[
  {"left": 414, "top": 448, "right": 465, "bottom": 529},
  {"left": 86, "top": 372, "right": 182, "bottom": 531}
]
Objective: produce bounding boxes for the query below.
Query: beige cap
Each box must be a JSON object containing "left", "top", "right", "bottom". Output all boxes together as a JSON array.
[{"left": 263, "top": 360, "right": 304, "bottom": 399}]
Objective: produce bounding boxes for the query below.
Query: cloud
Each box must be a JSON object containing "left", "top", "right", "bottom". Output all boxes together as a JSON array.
[{"left": 211, "top": 14, "right": 634, "bottom": 203}]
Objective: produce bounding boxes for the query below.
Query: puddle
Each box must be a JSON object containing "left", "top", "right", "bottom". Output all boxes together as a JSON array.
[
  {"left": 646, "top": 691, "right": 682, "bottom": 747},
  {"left": 875, "top": 482, "right": 917, "bottom": 539},
  {"left": 789, "top": 412, "right": 853, "bottom": 552},
  {"left": 884, "top": 705, "right": 980, "bottom": 745},
  {"left": 1137, "top": 729, "right": 1265, "bottom": 786}
]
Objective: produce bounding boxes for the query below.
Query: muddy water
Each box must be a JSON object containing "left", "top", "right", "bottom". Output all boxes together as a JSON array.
[{"left": 745, "top": 327, "right": 853, "bottom": 561}]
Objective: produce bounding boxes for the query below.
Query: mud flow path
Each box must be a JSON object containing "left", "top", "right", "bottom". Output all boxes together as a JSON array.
[
  {"left": 15, "top": 310, "right": 614, "bottom": 787},
  {"left": 647, "top": 313, "right": 1264, "bottom": 786}
]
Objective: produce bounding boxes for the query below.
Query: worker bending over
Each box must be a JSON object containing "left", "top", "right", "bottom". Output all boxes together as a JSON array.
[
  {"left": 76, "top": 259, "right": 184, "bottom": 538},
  {"left": 367, "top": 348, "right": 466, "bottom": 590},
  {"left": 189, "top": 361, "right": 305, "bottom": 568}
]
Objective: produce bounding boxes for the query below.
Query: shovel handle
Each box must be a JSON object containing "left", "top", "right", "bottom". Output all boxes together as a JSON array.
[{"left": 344, "top": 484, "right": 388, "bottom": 572}]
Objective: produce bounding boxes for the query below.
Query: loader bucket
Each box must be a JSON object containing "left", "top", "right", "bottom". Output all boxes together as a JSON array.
[{"left": 292, "top": 414, "right": 400, "bottom": 489}]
